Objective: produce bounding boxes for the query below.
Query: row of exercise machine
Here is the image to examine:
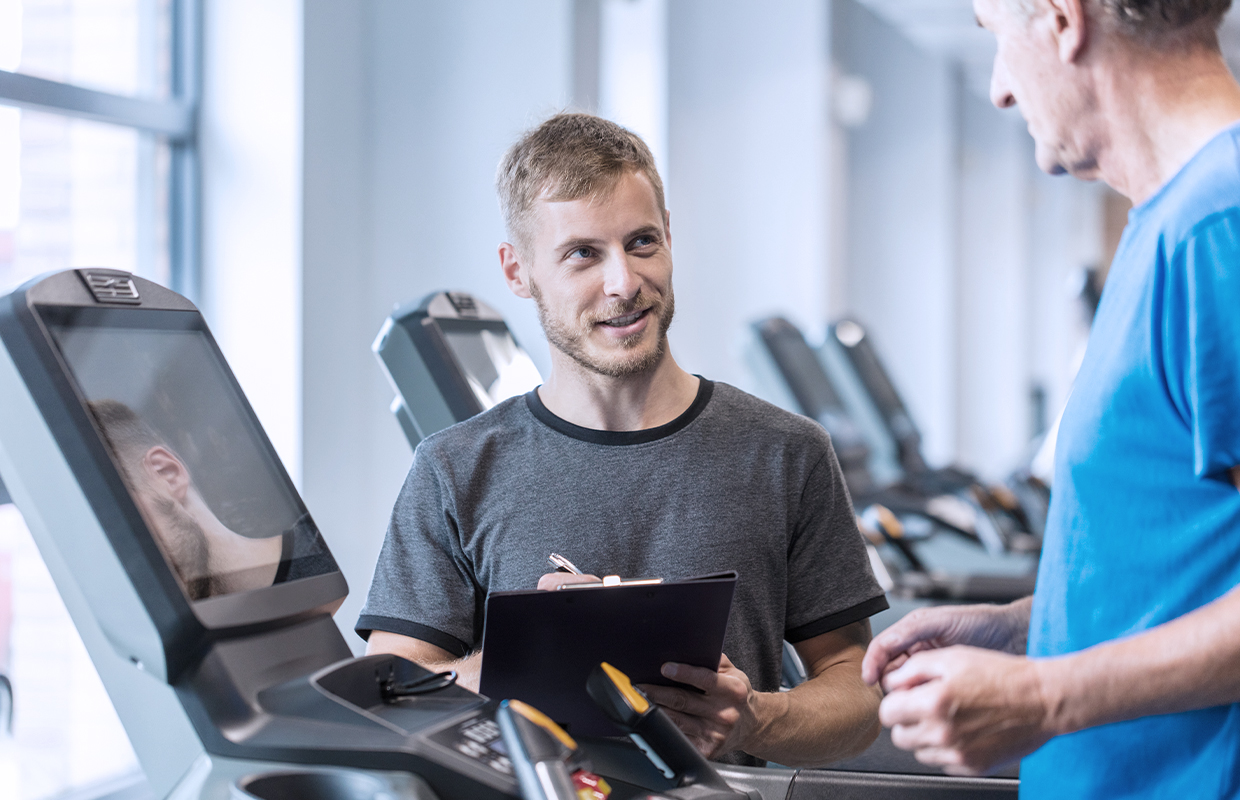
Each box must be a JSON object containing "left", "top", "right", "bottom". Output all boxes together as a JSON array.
[{"left": 0, "top": 271, "right": 1020, "bottom": 799}]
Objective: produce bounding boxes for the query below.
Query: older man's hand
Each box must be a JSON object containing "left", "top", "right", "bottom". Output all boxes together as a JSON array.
[
  {"left": 638, "top": 654, "right": 758, "bottom": 759},
  {"left": 879, "top": 645, "right": 1060, "bottom": 775}
]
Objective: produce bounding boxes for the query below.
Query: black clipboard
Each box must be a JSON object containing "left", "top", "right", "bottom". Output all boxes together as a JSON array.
[{"left": 478, "top": 571, "right": 737, "bottom": 736}]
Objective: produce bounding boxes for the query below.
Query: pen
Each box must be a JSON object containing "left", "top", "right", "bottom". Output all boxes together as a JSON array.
[{"left": 548, "top": 553, "right": 583, "bottom": 575}]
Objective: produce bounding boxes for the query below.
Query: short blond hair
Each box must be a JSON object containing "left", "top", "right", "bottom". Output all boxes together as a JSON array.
[{"left": 496, "top": 113, "right": 666, "bottom": 250}]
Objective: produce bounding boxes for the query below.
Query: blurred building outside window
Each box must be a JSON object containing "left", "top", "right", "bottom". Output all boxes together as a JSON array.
[{"left": 0, "top": 1, "right": 198, "bottom": 797}]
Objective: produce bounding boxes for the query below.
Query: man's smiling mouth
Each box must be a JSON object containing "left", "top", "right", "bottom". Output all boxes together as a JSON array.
[{"left": 599, "top": 308, "right": 650, "bottom": 327}]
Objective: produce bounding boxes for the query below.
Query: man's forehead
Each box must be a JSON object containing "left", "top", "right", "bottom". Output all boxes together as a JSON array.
[{"left": 531, "top": 172, "right": 663, "bottom": 239}]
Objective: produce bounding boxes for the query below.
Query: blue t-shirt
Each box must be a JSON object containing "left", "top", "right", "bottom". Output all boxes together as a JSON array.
[{"left": 1022, "top": 124, "right": 1240, "bottom": 798}]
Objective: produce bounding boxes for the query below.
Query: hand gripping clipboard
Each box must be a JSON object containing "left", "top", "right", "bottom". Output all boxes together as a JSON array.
[{"left": 479, "top": 571, "right": 737, "bottom": 737}]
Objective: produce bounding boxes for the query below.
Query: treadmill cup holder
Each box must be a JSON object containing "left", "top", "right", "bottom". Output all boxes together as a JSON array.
[{"left": 232, "top": 770, "right": 402, "bottom": 800}]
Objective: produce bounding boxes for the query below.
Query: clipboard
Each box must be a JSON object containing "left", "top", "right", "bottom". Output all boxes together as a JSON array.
[{"left": 479, "top": 571, "right": 737, "bottom": 736}]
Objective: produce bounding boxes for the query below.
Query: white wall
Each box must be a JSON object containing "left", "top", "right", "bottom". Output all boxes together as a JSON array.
[
  {"left": 833, "top": 0, "right": 960, "bottom": 466},
  {"left": 666, "top": 0, "right": 832, "bottom": 395},
  {"left": 955, "top": 93, "right": 1033, "bottom": 478},
  {"left": 201, "top": 0, "right": 303, "bottom": 481},
  {"left": 302, "top": 0, "right": 573, "bottom": 649}
]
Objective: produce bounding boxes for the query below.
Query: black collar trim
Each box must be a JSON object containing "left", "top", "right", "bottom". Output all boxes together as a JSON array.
[{"left": 525, "top": 378, "right": 714, "bottom": 446}]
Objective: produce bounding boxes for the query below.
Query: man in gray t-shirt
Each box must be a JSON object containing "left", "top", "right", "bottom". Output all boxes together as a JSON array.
[{"left": 360, "top": 113, "right": 887, "bottom": 767}]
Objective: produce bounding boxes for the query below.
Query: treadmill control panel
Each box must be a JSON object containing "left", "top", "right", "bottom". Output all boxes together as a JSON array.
[{"left": 428, "top": 710, "right": 514, "bottom": 776}]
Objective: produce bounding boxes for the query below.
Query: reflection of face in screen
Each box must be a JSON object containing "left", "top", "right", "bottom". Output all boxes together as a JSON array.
[
  {"left": 44, "top": 313, "right": 337, "bottom": 602},
  {"left": 441, "top": 327, "right": 542, "bottom": 410},
  {"left": 91, "top": 400, "right": 283, "bottom": 599}
]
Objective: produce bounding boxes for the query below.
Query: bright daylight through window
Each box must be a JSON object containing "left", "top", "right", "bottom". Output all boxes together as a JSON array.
[{"left": 0, "top": 0, "right": 197, "bottom": 797}]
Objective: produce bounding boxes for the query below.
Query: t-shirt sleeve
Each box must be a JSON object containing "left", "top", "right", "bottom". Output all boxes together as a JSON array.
[
  {"left": 1163, "top": 211, "right": 1240, "bottom": 480},
  {"left": 783, "top": 439, "right": 888, "bottom": 643},
  {"left": 355, "top": 444, "right": 482, "bottom": 657}
]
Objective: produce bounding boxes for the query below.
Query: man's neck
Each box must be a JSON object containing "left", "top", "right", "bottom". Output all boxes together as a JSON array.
[
  {"left": 538, "top": 349, "right": 701, "bottom": 432},
  {"left": 1091, "top": 45, "right": 1240, "bottom": 204}
]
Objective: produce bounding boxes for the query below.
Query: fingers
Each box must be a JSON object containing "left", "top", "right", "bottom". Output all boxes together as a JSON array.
[
  {"left": 660, "top": 707, "right": 724, "bottom": 758},
  {"left": 878, "top": 680, "right": 947, "bottom": 729},
  {"left": 660, "top": 661, "right": 720, "bottom": 693},
  {"left": 638, "top": 683, "right": 733, "bottom": 720},
  {"left": 536, "top": 572, "right": 600, "bottom": 591},
  {"left": 881, "top": 650, "right": 947, "bottom": 693},
  {"left": 861, "top": 609, "right": 952, "bottom": 684}
]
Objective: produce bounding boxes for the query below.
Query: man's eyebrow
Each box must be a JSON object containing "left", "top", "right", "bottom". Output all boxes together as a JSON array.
[
  {"left": 627, "top": 224, "right": 663, "bottom": 241},
  {"left": 555, "top": 235, "right": 605, "bottom": 253}
]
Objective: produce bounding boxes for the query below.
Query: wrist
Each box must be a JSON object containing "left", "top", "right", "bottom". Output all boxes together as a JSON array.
[
  {"left": 1032, "top": 655, "right": 1076, "bottom": 737},
  {"left": 744, "top": 687, "right": 788, "bottom": 753},
  {"left": 999, "top": 597, "right": 1032, "bottom": 653}
]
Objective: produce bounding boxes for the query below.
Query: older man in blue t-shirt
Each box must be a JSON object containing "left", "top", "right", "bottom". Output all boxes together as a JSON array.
[{"left": 861, "top": 0, "right": 1240, "bottom": 796}]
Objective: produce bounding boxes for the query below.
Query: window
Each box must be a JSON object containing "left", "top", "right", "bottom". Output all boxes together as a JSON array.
[{"left": 0, "top": 1, "right": 199, "bottom": 797}]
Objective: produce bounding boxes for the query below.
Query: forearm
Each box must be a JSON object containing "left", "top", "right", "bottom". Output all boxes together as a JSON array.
[
  {"left": 1039, "top": 584, "right": 1240, "bottom": 735},
  {"left": 366, "top": 631, "right": 484, "bottom": 692},
  {"left": 420, "top": 651, "right": 483, "bottom": 692},
  {"left": 745, "top": 662, "right": 882, "bottom": 766}
]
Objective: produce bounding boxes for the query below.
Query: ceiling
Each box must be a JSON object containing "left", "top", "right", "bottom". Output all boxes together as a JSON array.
[{"left": 853, "top": 0, "right": 1240, "bottom": 99}]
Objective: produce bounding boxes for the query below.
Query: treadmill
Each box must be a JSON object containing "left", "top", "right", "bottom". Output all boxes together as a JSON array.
[
  {"left": 752, "top": 317, "right": 1037, "bottom": 603},
  {"left": 826, "top": 319, "right": 1046, "bottom": 546},
  {"left": 373, "top": 291, "right": 543, "bottom": 447}
]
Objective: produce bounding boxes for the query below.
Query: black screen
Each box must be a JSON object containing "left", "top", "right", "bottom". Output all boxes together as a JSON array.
[{"left": 42, "top": 307, "right": 336, "bottom": 601}]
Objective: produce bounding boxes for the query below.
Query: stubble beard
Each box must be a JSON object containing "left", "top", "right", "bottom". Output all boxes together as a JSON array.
[
  {"left": 149, "top": 494, "right": 217, "bottom": 600},
  {"left": 531, "top": 280, "right": 675, "bottom": 379}
]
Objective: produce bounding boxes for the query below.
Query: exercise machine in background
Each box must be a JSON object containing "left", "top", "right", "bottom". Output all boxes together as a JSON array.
[
  {"left": 751, "top": 317, "right": 1037, "bottom": 604},
  {"left": 825, "top": 319, "right": 1049, "bottom": 545},
  {"left": 373, "top": 291, "right": 543, "bottom": 448}
]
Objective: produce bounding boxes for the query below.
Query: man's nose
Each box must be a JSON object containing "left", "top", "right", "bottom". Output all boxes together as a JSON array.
[
  {"left": 989, "top": 54, "right": 1016, "bottom": 109},
  {"left": 601, "top": 252, "right": 642, "bottom": 299}
]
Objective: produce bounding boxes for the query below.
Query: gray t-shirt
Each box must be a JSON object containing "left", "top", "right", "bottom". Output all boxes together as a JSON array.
[{"left": 358, "top": 380, "right": 887, "bottom": 755}]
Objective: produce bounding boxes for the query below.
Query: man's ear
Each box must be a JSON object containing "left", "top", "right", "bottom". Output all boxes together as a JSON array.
[
  {"left": 499, "top": 242, "right": 533, "bottom": 299},
  {"left": 143, "top": 446, "right": 190, "bottom": 503},
  {"left": 664, "top": 209, "right": 672, "bottom": 249},
  {"left": 1047, "top": 0, "right": 1087, "bottom": 63}
]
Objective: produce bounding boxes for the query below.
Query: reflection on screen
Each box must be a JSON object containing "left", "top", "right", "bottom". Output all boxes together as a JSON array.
[
  {"left": 45, "top": 313, "right": 337, "bottom": 601},
  {"left": 441, "top": 328, "right": 542, "bottom": 410}
]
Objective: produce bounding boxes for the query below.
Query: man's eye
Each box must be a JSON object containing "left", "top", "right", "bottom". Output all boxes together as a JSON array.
[
  {"left": 569, "top": 247, "right": 594, "bottom": 259},
  {"left": 631, "top": 236, "right": 656, "bottom": 249}
]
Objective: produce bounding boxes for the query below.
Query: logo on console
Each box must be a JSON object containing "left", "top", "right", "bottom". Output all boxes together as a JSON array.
[{"left": 79, "top": 270, "right": 141, "bottom": 305}]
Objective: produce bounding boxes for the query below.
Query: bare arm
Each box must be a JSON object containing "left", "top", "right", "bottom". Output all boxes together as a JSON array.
[
  {"left": 1038, "top": 581, "right": 1240, "bottom": 734},
  {"left": 366, "top": 631, "right": 483, "bottom": 692},
  {"left": 748, "top": 620, "right": 883, "bottom": 765},
  {"left": 641, "top": 620, "right": 882, "bottom": 766},
  {"left": 879, "top": 583, "right": 1240, "bottom": 774},
  {"left": 1042, "top": 464, "right": 1240, "bottom": 731}
]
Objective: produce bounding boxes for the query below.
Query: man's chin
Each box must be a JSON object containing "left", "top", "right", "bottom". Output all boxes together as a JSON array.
[{"left": 573, "top": 336, "right": 666, "bottom": 378}]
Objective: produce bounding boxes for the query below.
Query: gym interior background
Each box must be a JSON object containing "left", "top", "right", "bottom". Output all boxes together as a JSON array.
[{"left": 2, "top": 1, "right": 1238, "bottom": 797}]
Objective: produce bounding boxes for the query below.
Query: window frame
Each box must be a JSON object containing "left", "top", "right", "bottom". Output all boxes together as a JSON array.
[{"left": 0, "top": 0, "right": 202, "bottom": 301}]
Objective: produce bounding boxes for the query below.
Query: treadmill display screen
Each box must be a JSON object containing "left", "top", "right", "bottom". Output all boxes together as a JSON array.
[
  {"left": 440, "top": 325, "right": 541, "bottom": 410},
  {"left": 43, "top": 307, "right": 337, "bottom": 601}
]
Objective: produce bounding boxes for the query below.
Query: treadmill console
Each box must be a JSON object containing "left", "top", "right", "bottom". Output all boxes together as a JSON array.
[
  {"left": 374, "top": 291, "right": 541, "bottom": 447},
  {"left": 0, "top": 270, "right": 520, "bottom": 800}
]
